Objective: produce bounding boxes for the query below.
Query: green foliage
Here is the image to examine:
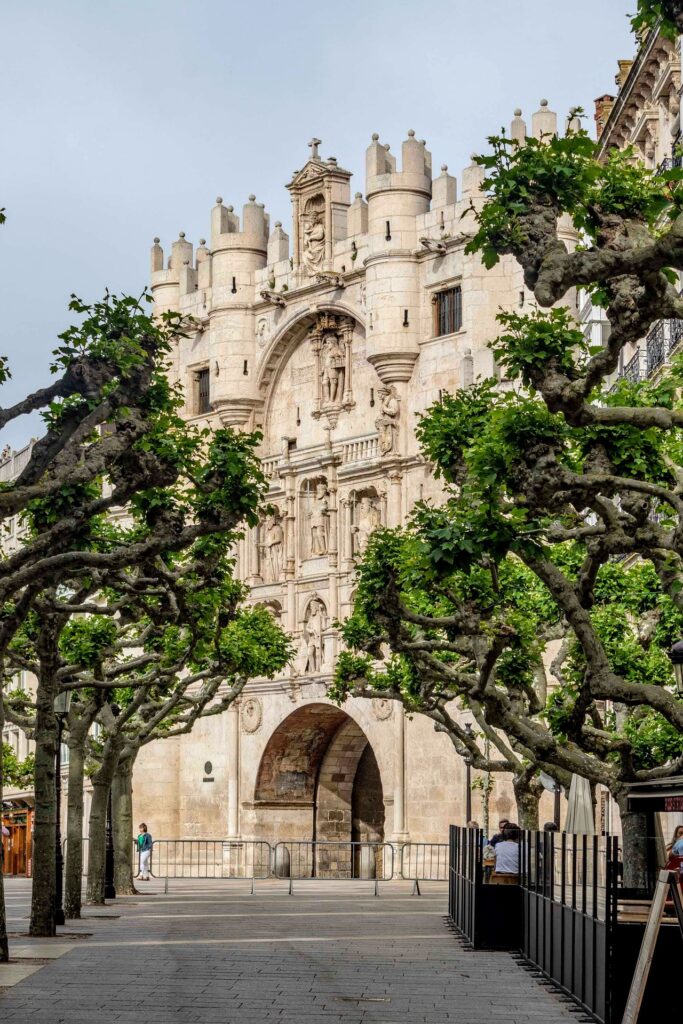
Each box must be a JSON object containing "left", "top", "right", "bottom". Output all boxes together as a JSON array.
[
  {"left": 2, "top": 744, "right": 34, "bottom": 788},
  {"left": 466, "top": 130, "right": 681, "bottom": 269},
  {"left": 631, "top": 1, "right": 680, "bottom": 39},
  {"left": 59, "top": 617, "right": 118, "bottom": 669},
  {"left": 492, "top": 308, "right": 586, "bottom": 387}
]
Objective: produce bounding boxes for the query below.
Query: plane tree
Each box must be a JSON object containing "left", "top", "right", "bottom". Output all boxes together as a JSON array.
[{"left": 334, "top": 110, "right": 683, "bottom": 888}]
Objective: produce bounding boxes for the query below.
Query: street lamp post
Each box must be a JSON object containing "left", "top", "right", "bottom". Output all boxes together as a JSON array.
[
  {"left": 553, "top": 780, "right": 562, "bottom": 830},
  {"left": 104, "top": 788, "right": 116, "bottom": 900},
  {"left": 668, "top": 639, "right": 683, "bottom": 695},
  {"left": 53, "top": 690, "right": 72, "bottom": 928},
  {"left": 103, "top": 703, "right": 120, "bottom": 901},
  {"left": 464, "top": 722, "right": 474, "bottom": 823}
]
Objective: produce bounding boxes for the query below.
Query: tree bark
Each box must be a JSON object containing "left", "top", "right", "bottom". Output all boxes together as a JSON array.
[
  {"left": 513, "top": 773, "right": 541, "bottom": 830},
  {"left": 0, "top": 683, "right": 9, "bottom": 962},
  {"left": 86, "top": 740, "right": 122, "bottom": 904},
  {"left": 64, "top": 737, "right": 86, "bottom": 918},
  {"left": 617, "top": 797, "right": 651, "bottom": 893},
  {"left": 112, "top": 757, "right": 137, "bottom": 895},
  {"left": 29, "top": 625, "right": 60, "bottom": 937}
]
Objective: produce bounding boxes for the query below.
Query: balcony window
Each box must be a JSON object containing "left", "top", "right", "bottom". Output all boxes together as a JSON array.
[{"left": 433, "top": 286, "right": 462, "bottom": 337}]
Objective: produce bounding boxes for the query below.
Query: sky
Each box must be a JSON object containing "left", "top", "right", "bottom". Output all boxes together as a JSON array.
[{"left": 1, "top": 0, "right": 635, "bottom": 449}]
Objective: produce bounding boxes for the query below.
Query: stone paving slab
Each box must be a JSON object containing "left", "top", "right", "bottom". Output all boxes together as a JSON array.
[{"left": 0, "top": 878, "right": 580, "bottom": 1023}]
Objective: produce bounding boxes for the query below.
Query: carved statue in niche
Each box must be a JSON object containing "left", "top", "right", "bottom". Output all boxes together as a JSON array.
[
  {"left": 303, "top": 195, "right": 326, "bottom": 276},
  {"left": 375, "top": 384, "right": 400, "bottom": 455},
  {"left": 307, "top": 481, "right": 329, "bottom": 556},
  {"left": 352, "top": 494, "right": 381, "bottom": 556},
  {"left": 320, "top": 332, "right": 345, "bottom": 404},
  {"left": 260, "top": 509, "right": 284, "bottom": 582},
  {"left": 309, "top": 313, "right": 354, "bottom": 423},
  {"left": 304, "top": 597, "right": 327, "bottom": 673}
]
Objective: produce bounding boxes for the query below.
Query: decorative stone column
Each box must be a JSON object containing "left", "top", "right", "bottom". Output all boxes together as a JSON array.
[
  {"left": 341, "top": 319, "right": 354, "bottom": 408},
  {"left": 393, "top": 704, "right": 408, "bottom": 839},
  {"left": 387, "top": 469, "right": 403, "bottom": 528},
  {"left": 227, "top": 703, "right": 240, "bottom": 838},
  {"left": 341, "top": 496, "right": 354, "bottom": 571}
]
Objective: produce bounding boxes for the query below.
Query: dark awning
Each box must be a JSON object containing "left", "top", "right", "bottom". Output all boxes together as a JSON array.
[{"left": 626, "top": 776, "right": 683, "bottom": 811}]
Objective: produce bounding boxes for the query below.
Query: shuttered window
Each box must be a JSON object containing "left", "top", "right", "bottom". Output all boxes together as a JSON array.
[
  {"left": 433, "top": 286, "right": 462, "bottom": 336},
  {"left": 196, "top": 367, "right": 210, "bottom": 414}
]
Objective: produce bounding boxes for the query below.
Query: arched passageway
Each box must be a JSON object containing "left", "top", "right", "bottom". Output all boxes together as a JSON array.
[{"left": 254, "top": 703, "right": 385, "bottom": 846}]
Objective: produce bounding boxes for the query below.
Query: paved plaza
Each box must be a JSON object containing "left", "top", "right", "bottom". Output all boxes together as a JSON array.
[{"left": 0, "top": 878, "right": 579, "bottom": 1023}]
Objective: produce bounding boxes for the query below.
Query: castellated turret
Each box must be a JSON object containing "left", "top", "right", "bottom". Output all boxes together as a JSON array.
[
  {"left": 363, "top": 131, "right": 432, "bottom": 384},
  {"left": 150, "top": 194, "right": 271, "bottom": 428}
]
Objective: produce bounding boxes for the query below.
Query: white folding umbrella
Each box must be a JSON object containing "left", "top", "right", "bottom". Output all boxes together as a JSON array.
[{"left": 565, "top": 774, "right": 596, "bottom": 834}]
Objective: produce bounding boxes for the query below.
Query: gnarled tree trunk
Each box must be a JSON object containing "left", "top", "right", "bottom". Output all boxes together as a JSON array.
[
  {"left": 617, "top": 797, "right": 651, "bottom": 893},
  {"left": 0, "top": 685, "right": 9, "bottom": 962},
  {"left": 30, "top": 618, "right": 60, "bottom": 937},
  {"left": 64, "top": 737, "right": 86, "bottom": 918},
  {"left": 86, "top": 740, "right": 122, "bottom": 904},
  {"left": 513, "top": 771, "right": 542, "bottom": 830},
  {"left": 112, "top": 757, "right": 137, "bottom": 895}
]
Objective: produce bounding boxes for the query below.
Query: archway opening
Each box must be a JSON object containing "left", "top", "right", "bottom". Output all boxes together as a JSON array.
[{"left": 253, "top": 703, "right": 385, "bottom": 849}]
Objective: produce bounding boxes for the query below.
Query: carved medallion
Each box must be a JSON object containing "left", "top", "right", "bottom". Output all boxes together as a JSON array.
[
  {"left": 372, "top": 698, "right": 393, "bottom": 721},
  {"left": 241, "top": 697, "right": 263, "bottom": 734}
]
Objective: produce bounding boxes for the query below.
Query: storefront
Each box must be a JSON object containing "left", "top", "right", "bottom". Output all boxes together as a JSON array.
[{"left": 2, "top": 797, "right": 34, "bottom": 876}]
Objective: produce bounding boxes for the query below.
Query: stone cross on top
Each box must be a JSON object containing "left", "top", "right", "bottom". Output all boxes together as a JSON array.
[{"left": 308, "top": 137, "right": 322, "bottom": 161}]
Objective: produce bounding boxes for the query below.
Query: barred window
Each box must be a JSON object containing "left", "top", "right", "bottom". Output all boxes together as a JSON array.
[
  {"left": 433, "top": 286, "right": 462, "bottom": 336},
  {"left": 195, "top": 367, "right": 210, "bottom": 414}
]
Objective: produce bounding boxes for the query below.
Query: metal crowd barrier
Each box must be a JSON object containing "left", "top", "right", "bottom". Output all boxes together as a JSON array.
[
  {"left": 272, "top": 840, "right": 395, "bottom": 895},
  {"left": 149, "top": 839, "right": 272, "bottom": 892},
  {"left": 400, "top": 842, "right": 448, "bottom": 893},
  {"left": 63, "top": 836, "right": 451, "bottom": 895}
]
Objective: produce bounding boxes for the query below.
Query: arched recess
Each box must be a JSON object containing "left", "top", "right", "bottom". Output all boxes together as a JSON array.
[{"left": 253, "top": 702, "right": 385, "bottom": 845}]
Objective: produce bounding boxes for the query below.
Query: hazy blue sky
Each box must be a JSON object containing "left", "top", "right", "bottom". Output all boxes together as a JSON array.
[{"left": 1, "top": 0, "right": 634, "bottom": 448}]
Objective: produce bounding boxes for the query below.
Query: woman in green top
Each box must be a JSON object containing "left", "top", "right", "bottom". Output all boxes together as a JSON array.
[{"left": 137, "top": 823, "right": 153, "bottom": 880}]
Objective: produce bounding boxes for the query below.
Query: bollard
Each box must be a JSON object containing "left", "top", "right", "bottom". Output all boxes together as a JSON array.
[{"left": 164, "top": 876, "right": 169, "bottom": 894}]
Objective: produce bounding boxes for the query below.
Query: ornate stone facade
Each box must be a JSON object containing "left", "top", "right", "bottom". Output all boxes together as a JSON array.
[{"left": 135, "top": 117, "right": 566, "bottom": 846}]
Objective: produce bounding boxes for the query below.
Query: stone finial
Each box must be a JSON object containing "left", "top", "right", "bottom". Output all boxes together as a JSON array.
[
  {"left": 153, "top": 236, "right": 160, "bottom": 243},
  {"left": 511, "top": 108, "right": 527, "bottom": 144},
  {"left": 150, "top": 237, "right": 163, "bottom": 273},
  {"left": 441, "top": 164, "right": 448, "bottom": 172},
  {"left": 308, "top": 137, "right": 322, "bottom": 160},
  {"left": 328, "top": 156, "right": 337, "bottom": 165},
  {"left": 407, "top": 129, "right": 415, "bottom": 137},
  {"left": 216, "top": 196, "right": 223, "bottom": 204},
  {"left": 227, "top": 205, "right": 234, "bottom": 212},
  {"left": 248, "top": 194, "right": 256, "bottom": 202},
  {"left": 199, "top": 238, "right": 206, "bottom": 246},
  {"left": 372, "top": 133, "right": 379, "bottom": 141},
  {"left": 275, "top": 221, "right": 282, "bottom": 228},
  {"left": 532, "top": 99, "right": 557, "bottom": 141},
  {"left": 179, "top": 231, "right": 186, "bottom": 238},
  {"left": 355, "top": 192, "right": 362, "bottom": 199}
]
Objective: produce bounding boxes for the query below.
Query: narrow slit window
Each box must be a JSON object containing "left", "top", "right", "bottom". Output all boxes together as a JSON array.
[
  {"left": 434, "top": 286, "right": 462, "bottom": 337},
  {"left": 196, "top": 367, "right": 210, "bottom": 414}
]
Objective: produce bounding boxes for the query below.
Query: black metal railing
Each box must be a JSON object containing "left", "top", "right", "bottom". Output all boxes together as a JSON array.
[
  {"left": 448, "top": 826, "right": 482, "bottom": 942},
  {"left": 622, "top": 348, "right": 642, "bottom": 384},
  {"left": 519, "top": 832, "right": 619, "bottom": 1023},
  {"left": 646, "top": 320, "right": 666, "bottom": 375}
]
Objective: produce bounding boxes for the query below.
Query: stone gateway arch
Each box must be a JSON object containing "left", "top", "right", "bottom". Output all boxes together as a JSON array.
[{"left": 253, "top": 703, "right": 385, "bottom": 846}]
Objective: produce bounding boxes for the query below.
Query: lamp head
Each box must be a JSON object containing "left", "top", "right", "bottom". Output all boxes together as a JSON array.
[{"left": 53, "top": 690, "right": 72, "bottom": 717}]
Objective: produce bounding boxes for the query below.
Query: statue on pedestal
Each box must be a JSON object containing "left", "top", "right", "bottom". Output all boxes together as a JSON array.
[
  {"left": 308, "top": 482, "right": 329, "bottom": 556},
  {"left": 376, "top": 385, "right": 400, "bottom": 455}
]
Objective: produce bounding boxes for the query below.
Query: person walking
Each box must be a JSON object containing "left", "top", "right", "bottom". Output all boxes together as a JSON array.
[{"left": 136, "top": 823, "right": 153, "bottom": 881}]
